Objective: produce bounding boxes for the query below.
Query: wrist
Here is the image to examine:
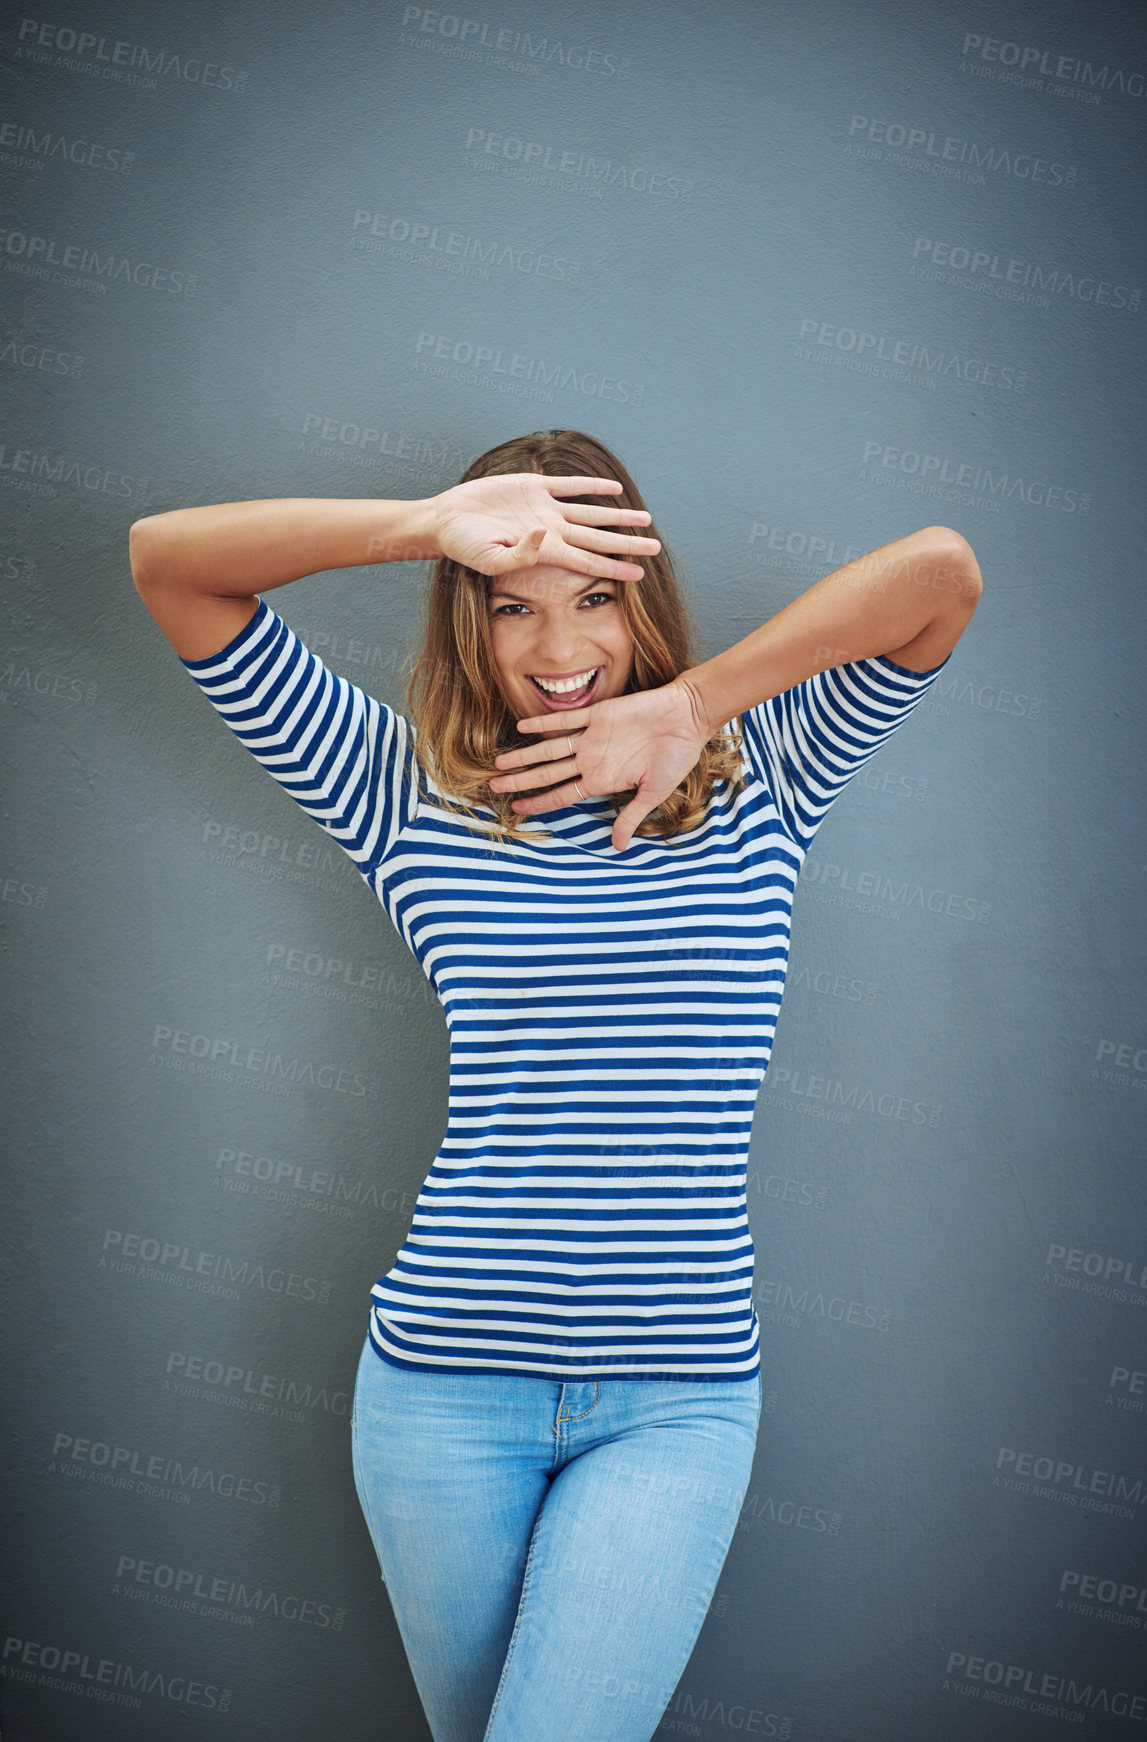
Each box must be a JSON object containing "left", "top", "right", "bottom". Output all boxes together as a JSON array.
[
  {"left": 365, "top": 497, "right": 442, "bottom": 565},
  {"left": 670, "top": 669, "right": 720, "bottom": 744}
]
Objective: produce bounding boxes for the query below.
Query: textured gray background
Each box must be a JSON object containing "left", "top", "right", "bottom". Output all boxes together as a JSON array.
[{"left": 2, "top": 0, "right": 1146, "bottom": 1736}]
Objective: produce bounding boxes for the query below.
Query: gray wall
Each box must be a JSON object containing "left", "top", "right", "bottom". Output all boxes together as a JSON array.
[{"left": 3, "top": 0, "right": 1145, "bottom": 1736}]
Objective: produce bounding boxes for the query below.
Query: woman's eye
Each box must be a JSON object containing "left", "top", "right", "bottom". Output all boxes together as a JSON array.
[{"left": 491, "top": 594, "right": 612, "bottom": 617}]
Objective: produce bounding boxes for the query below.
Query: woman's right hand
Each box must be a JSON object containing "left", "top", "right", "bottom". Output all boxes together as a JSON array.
[{"left": 431, "top": 473, "right": 661, "bottom": 581}]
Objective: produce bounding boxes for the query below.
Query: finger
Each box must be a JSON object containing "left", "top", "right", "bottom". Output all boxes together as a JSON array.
[
  {"left": 561, "top": 524, "right": 662, "bottom": 554},
  {"left": 508, "top": 780, "right": 585, "bottom": 816},
  {"left": 550, "top": 552, "right": 649, "bottom": 582},
  {"left": 494, "top": 734, "right": 581, "bottom": 770},
  {"left": 514, "top": 708, "right": 594, "bottom": 735},
  {"left": 558, "top": 504, "right": 654, "bottom": 526},
  {"left": 490, "top": 755, "right": 578, "bottom": 793},
  {"left": 541, "top": 476, "right": 625, "bottom": 497}
]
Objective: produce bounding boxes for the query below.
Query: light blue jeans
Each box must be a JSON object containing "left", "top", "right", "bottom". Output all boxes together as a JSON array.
[{"left": 350, "top": 1334, "right": 762, "bottom": 1742}]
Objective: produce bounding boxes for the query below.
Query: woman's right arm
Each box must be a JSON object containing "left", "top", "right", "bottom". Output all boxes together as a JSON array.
[
  {"left": 129, "top": 497, "right": 440, "bottom": 662},
  {"left": 130, "top": 478, "right": 661, "bottom": 663}
]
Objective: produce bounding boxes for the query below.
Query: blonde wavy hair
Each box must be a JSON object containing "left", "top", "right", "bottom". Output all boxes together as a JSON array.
[{"left": 406, "top": 428, "right": 744, "bottom": 840}]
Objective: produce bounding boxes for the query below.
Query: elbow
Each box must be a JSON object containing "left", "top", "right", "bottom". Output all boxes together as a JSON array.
[
  {"left": 129, "top": 516, "right": 163, "bottom": 597},
  {"left": 915, "top": 525, "right": 983, "bottom": 607}
]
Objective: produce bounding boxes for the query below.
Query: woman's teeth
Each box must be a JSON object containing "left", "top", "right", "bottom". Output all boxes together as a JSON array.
[{"left": 532, "top": 669, "right": 598, "bottom": 696}]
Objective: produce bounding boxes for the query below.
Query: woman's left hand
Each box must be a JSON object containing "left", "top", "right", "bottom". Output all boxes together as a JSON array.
[{"left": 489, "top": 678, "right": 712, "bottom": 851}]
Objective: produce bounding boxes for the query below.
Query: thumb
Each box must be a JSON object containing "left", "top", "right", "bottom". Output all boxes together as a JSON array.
[
  {"left": 611, "top": 792, "right": 651, "bottom": 853},
  {"left": 507, "top": 525, "right": 547, "bottom": 568}
]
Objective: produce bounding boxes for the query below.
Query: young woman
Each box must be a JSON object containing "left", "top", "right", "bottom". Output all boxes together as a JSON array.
[{"left": 130, "top": 428, "right": 981, "bottom": 1742}]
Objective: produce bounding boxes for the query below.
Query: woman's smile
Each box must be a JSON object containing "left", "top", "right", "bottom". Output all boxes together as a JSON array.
[{"left": 527, "top": 667, "right": 603, "bottom": 709}]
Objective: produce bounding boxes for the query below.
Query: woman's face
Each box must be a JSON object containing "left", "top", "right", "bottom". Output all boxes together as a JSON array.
[{"left": 486, "top": 566, "right": 636, "bottom": 720}]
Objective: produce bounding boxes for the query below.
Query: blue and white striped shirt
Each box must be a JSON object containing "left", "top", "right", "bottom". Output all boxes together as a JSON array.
[{"left": 183, "top": 600, "right": 949, "bottom": 1382}]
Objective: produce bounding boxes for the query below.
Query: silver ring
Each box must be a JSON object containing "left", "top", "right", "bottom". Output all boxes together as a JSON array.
[
  {"left": 566, "top": 735, "right": 575, "bottom": 760},
  {"left": 573, "top": 780, "right": 585, "bottom": 800}
]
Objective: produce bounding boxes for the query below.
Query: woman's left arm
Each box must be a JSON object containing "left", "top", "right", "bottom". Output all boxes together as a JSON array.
[
  {"left": 680, "top": 524, "right": 981, "bottom": 736},
  {"left": 492, "top": 526, "right": 982, "bottom": 850}
]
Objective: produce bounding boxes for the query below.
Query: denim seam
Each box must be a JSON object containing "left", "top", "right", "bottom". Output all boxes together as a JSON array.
[
  {"left": 649, "top": 1531, "right": 740, "bottom": 1725},
  {"left": 350, "top": 1416, "right": 384, "bottom": 1562},
  {"left": 481, "top": 1508, "right": 542, "bottom": 1737},
  {"left": 558, "top": 1380, "right": 601, "bottom": 1422},
  {"left": 654, "top": 1443, "right": 760, "bottom": 1708}
]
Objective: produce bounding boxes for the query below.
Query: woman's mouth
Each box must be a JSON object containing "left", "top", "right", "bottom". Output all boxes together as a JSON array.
[{"left": 528, "top": 667, "right": 602, "bottom": 710}]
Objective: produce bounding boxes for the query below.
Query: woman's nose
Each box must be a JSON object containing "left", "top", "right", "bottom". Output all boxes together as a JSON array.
[{"left": 530, "top": 613, "right": 583, "bottom": 665}]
